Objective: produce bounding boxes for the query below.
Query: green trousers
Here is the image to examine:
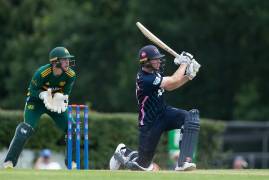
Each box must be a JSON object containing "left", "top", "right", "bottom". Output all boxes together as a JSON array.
[{"left": 24, "top": 97, "right": 72, "bottom": 131}]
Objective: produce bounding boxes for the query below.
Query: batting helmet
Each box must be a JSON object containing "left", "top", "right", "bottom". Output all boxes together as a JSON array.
[{"left": 138, "top": 45, "right": 165, "bottom": 64}]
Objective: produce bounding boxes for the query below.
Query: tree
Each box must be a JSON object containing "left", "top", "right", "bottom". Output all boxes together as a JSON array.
[{"left": 1, "top": 0, "right": 269, "bottom": 121}]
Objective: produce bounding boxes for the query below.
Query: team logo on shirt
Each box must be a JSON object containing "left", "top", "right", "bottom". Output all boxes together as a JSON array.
[
  {"left": 59, "top": 81, "right": 66, "bottom": 86},
  {"left": 153, "top": 77, "right": 161, "bottom": 85},
  {"left": 27, "top": 104, "right": 34, "bottom": 110}
]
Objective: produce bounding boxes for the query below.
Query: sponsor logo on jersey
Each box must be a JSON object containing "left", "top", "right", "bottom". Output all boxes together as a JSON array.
[
  {"left": 51, "top": 87, "right": 62, "bottom": 92},
  {"left": 42, "top": 86, "right": 62, "bottom": 92},
  {"left": 153, "top": 77, "right": 161, "bottom": 85},
  {"left": 158, "top": 88, "right": 164, "bottom": 97}
]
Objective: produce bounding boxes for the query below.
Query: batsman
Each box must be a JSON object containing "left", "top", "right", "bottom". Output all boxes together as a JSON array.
[
  {"left": 3, "top": 47, "right": 77, "bottom": 169},
  {"left": 110, "top": 45, "right": 201, "bottom": 171}
]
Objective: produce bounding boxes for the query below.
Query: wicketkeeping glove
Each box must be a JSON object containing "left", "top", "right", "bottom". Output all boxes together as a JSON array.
[
  {"left": 39, "top": 89, "right": 54, "bottom": 111},
  {"left": 51, "top": 93, "right": 69, "bottom": 114}
]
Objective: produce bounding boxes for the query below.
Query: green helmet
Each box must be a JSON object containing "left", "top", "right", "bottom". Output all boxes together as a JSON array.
[{"left": 49, "top": 47, "right": 74, "bottom": 62}]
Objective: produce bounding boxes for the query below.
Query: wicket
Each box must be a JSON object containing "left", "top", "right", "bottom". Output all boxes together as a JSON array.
[{"left": 67, "top": 104, "right": 89, "bottom": 170}]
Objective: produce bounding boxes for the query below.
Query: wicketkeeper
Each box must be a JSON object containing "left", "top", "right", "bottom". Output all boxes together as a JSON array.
[
  {"left": 3, "top": 47, "right": 77, "bottom": 169},
  {"left": 110, "top": 45, "right": 201, "bottom": 171}
]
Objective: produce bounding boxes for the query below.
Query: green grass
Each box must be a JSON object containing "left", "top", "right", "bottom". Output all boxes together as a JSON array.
[{"left": 0, "top": 170, "right": 269, "bottom": 180}]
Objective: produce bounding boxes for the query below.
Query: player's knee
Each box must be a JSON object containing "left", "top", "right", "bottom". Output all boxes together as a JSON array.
[
  {"left": 184, "top": 109, "right": 200, "bottom": 131},
  {"left": 16, "top": 122, "right": 34, "bottom": 138}
]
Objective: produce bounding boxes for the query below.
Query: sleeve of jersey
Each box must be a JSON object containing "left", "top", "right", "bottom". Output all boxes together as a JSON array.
[
  {"left": 63, "top": 75, "right": 76, "bottom": 95},
  {"left": 28, "top": 70, "right": 44, "bottom": 98},
  {"left": 143, "top": 74, "right": 163, "bottom": 93}
]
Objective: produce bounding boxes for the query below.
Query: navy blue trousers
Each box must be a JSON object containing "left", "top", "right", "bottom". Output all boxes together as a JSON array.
[{"left": 136, "top": 106, "right": 189, "bottom": 167}]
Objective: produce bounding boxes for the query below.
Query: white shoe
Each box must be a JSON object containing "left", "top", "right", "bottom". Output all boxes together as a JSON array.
[
  {"left": 175, "top": 162, "right": 196, "bottom": 171},
  {"left": 3, "top": 161, "right": 14, "bottom": 169},
  {"left": 109, "top": 143, "right": 126, "bottom": 170},
  {"left": 71, "top": 161, "right": 77, "bottom": 169}
]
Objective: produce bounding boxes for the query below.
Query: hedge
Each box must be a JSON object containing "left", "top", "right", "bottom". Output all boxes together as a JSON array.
[{"left": 0, "top": 109, "right": 225, "bottom": 169}]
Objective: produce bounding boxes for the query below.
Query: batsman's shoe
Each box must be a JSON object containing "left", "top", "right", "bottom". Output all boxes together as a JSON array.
[
  {"left": 3, "top": 161, "right": 14, "bottom": 169},
  {"left": 175, "top": 162, "right": 196, "bottom": 171},
  {"left": 109, "top": 143, "right": 126, "bottom": 170}
]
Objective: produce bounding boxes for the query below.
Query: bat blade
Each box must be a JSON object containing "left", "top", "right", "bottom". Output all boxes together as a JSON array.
[{"left": 136, "top": 22, "right": 179, "bottom": 57}]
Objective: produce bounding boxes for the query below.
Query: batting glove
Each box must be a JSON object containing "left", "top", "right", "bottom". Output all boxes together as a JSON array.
[
  {"left": 174, "top": 51, "right": 193, "bottom": 65},
  {"left": 186, "top": 59, "right": 201, "bottom": 80}
]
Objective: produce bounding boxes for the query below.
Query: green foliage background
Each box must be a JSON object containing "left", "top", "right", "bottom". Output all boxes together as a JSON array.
[{"left": 0, "top": 0, "right": 269, "bottom": 121}]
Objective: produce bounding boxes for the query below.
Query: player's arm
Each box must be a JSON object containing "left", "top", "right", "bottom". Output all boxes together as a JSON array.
[
  {"left": 29, "top": 70, "right": 54, "bottom": 111},
  {"left": 160, "top": 51, "right": 200, "bottom": 91},
  {"left": 63, "top": 74, "right": 76, "bottom": 95},
  {"left": 160, "top": 64, "right": 189, "bottom": 91},
  {"left": 28, "top": 70, "right": 44, "bottom": 98}
]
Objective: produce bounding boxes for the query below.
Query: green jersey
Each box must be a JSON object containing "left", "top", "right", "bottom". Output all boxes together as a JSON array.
[{"left": 27, "top": 64, "right": 76, "bottom": 99}]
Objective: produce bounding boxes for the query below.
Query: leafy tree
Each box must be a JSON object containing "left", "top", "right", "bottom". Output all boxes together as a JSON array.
[{"left": 0, "top": 0, "right": 269, "bottom": 121}]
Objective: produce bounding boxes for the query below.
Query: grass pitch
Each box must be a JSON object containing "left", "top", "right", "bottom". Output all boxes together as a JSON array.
[{"left": 0, "top": 169, "right": 268, "bottom": 180}]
